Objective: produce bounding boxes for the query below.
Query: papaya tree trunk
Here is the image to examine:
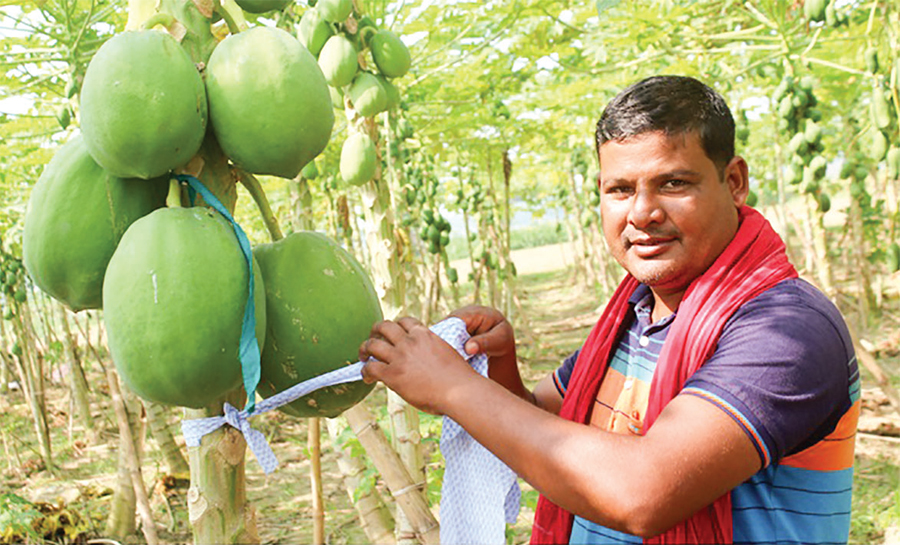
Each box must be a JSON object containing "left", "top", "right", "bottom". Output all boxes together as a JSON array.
[
  {"left": 325, "top": 417, "right": 396, "bottom": 544},
  {"left": 310, "top": 418, "right": 325, "bottom": 545},
  {"left": 10, "top": 304, "right": 53, "bottom": 472}
]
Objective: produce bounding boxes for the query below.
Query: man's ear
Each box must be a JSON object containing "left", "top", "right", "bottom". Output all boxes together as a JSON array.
[{"left": 724, "top": 155, "right": 750, "bottom": 207}]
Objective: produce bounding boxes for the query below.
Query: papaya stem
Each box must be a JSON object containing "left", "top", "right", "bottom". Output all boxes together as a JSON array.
[
  {"left": 141, "top": 12, "right": 176, "bottom": 30},
  {"left": 167, "top": 178, "right": 184, "bottom": 208},
  {"left": 215, "top": 4, "right": 241, "bottom": 35},
  {"left": 236, "top": 169, "right": 284, "bottom": 242}
]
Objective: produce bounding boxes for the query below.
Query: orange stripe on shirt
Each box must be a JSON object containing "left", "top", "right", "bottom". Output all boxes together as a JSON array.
[{"left": 781, "top": 400, "right": 859, "bottom": 472}]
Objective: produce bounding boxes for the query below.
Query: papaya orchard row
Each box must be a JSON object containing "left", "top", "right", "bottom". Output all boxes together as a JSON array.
[{"left": 3, "top": 0, "right": 900, "bottom": 543}]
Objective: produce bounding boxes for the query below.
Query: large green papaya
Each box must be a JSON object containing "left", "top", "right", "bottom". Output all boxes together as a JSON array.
[
  {"left": 348, "top": 72, "right": 388, "bottom": 117},
  {"left": 316, "top": 0, "right": 352, "bottom": 23},
  {"left": 340, "top": 132, "right": 377, "bottom": 186},
  {"left": 318, "top": 35, "right": 358, "bottom": 88},
  {"left": 253, "top": 232, "right": 381, "bottom": 418},
  {"left": 80, "top": 30, "right": 207, "bottom": 180},
  {"left": 206, "top": 26, "right": 334, "bottom": 179},
  {"left": 803, "top": 0, "right": 827, "bottom": 22},
  {"left": 297, "top": 8, "right": 334, "bottom": 57},
  {"left": 23, "top": 136, "right": 167, "bottom": 312},
  {"left": 370, "top": 29, "right": 411, "bottom": 78},
  {"left": 103, "top": 207, "right": 267, "bottom": 408},
  {"left": 235, "top": 0, "right": 292, "bottom": 13}
]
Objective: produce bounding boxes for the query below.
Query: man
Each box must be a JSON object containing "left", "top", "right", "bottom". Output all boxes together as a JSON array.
[{"left": 360, "top": 76, "right": 859, "bottom": 544}]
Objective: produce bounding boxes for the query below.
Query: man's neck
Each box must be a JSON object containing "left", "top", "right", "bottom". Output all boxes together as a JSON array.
[{"left": 649, "top": 288, "right": 685, "bottom": 323}]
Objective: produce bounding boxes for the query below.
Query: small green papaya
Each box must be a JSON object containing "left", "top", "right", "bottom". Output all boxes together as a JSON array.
[
  {"left": 447, "top": 267, "right": 459, "bottom": 284},
  {"left": 803, "top": 0, "right": 827, "bottom": 22},
  {"left": 80, "top": 30, "right": 207, "bottom": 180},
  {"left": 318, "top": 35, "right": 358, "bottom": 88},
  {"left": 888, "top": 146, "right": 900, "bottom": 180},
  {"left": 809, "top": 155, "right": 827, "bottom": 180},
  {"left": 804, "top": 119, "right": 821, "bottom": 146},
  {"left": 316, "top": 0, "right": 352, "bottom": 22},
  {"left": 340, "top": 132, "right": 376, "bottom": 186},
  {"left": 329, "top": 85, "right": 345, "bottom": 109},
  {"left": 348, "top": 72, "right": 388, "bottom": 117},
  {"left": 871, "top": 129, "right": 889, "bottom": 162},
  {"left": 864, "top": 47, "right": 879, "bottom": 74},
  {"left": 379, "top": 75, "right": 401, "bottom": 110},
  {"left": 301, "top": 160, "right": 319, "bottom": 180},
  {"left": 370, "top": 29, "right": 411, "bottom": 78},
  {"left": 11, "top": 343, "right": 22, "bottom": 357},
  {"left": 254, "top": 231, "right": 381, "bottom": 418},
  {"left": 206, "top": 27, "right": 334, "bottom": 179},
  {"left": 817, "top": 192, "right": 830, "bottom": 213},
  {"left": 23, "top": 136, "right": 168, "bottom": 312},
  {"left": 103, "top": 207, "right": 267, "bottom": 408},
  {"left": 888, "top": 242, "right": 900, "bottom": 273},
  {"left": 297, "top": 8, "right": 334, "bottom": 57},
  {"left": 55, "top": 106, "right": 71, "bottom": 130},
  {"left": 871, "top": 85, "right": 891, "bottom": 130},
  {"left": 235, "top": 0, "right": 292, "bottom": 13}
]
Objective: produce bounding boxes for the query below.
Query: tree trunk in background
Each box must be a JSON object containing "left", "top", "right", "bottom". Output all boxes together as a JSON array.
[
  {"left": 325, "top": 417, "right": 396, "bottom": 544},
  {"left": 145, "top": 401, "right": 190, "bottom": 476},
  {"left": 58, "top": 307, "right": 97, "bottom": 444},
  {"left": 10, "top": 304, "right": 53, "bottom": 472},
  {"left": 291, "top": 176, "right": 315, "bottom": 232},
  {"left": 106, "top": 374, "right": 147, "bottom": 539},
  {"left": 849, "top": 197, "right": 875, "bottom": 332}
]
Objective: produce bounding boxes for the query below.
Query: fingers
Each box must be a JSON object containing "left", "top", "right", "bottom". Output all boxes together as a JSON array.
[
  {"left": 370, "top": 320, "right": 409, "bottom": 345},
  {"left": 361, "top": 357, "right": 388, "bottom": 384},
  {"left": 358, "top": 336, "right": 396, "bottom": 366},
  {"left": 396, "top": 316, "right": 424, "bottom": 332}
]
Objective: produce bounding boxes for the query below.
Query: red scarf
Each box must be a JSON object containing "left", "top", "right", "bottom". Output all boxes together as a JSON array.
[{"left": 531, "top": 206, "right": 798, "bottom": 544}]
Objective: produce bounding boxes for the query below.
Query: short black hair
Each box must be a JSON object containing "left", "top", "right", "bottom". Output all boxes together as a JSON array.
[{"left": 595, "top": 76, "right": 735, "bottom": 171}]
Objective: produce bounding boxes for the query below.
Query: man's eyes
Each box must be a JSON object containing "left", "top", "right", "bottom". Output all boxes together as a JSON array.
[{"left": 663, "top": 178, "right": 689, "bottom": 188}]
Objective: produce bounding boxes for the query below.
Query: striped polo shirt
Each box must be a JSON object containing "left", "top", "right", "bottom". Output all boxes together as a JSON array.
[{"left": 554, "top": 279, "right": 859, "bottom": 544}]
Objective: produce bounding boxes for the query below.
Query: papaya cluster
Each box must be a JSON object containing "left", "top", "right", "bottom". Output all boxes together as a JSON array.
[
  {"left": 803, "top": 0, "right": 848, "bottom": 27},
  {"left": 0, "top": 245, "right": 27, "bottom": 319},
  {"left": 296, "top": 0, "right": 410, "bottom": 187},
  {"left": 22, "top": 9, "right": 383, "bottom": 417},
  {"left": 775, "top": 75, "right": 831, "bottom": 213},
  {"left": 866, "top": 48, "right": 898, "bottom": 166},
  {"left": 420, "top": 209, "right": 451, "bottom": 255}
]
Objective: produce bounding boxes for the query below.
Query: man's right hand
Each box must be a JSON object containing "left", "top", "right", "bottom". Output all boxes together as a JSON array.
[{"left": 449, "top": 305, "right": 517, "bottom": 362}]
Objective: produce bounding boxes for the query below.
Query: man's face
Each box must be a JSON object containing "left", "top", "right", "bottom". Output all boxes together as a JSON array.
[{"left": 598, "top": 131, "right": 747, "bottom": 297}]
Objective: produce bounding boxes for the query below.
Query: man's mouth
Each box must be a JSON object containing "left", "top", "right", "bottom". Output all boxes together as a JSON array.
[{"left": 626, "top": 236, "right": 677, "bottom": 257}]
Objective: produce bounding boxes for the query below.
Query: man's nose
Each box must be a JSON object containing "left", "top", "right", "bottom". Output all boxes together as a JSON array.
[{"left": 628, "top": 189, "right": 665, "bottom": 228}]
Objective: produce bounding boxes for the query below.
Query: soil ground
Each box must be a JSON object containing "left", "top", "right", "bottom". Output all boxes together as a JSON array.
[{"left": 2, "top": 242, "right": 899, "bottom": 544}]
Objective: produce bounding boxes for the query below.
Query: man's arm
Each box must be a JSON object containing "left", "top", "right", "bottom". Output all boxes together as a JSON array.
[{"left": 361, "top": 318, "right": 760, "bottom": 538}]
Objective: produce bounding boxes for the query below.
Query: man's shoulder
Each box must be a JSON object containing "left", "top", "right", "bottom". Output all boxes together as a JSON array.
[{"left": 728, "top": 277, "right": 849, "bottom": 339}]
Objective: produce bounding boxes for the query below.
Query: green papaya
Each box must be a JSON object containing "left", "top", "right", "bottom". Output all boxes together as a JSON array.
[
  {"left": 103, "top": 207, "right": 267, "bottom": 408},
  {"left": 379, "top": 75, "right": 401, "bottom": 110},
  {"left": 206, "top": 27, "right": 334, "bottom": 179},
  {"left": 888, "top": 242, "right": 900, "bottom": 273},
  {"left": 80, "top": 30, "right": 207, "bottom": 180},
  {"left": 11, "top": 343, "right": 22, "bottom": 357},
  {"left": 370, "top": 29, "right": 411, "bottom": 78},
  {"left": 817, "top": 192, "right": 830, "bottom": 213},
  {"left": 55, "top": 106, "right": 71, "bottom": 130},
  {"left": 297, "top": 8, "right": 334, "bottom": 57},
  {"left": 235, "top": 0, "right": 292, "bottom": 13},
  {"left": 809, "top": 155, "right": 827, "bottom": 180},
  {"left": 340, "top": 132, "right": 376, "bottom": 186},
  {"left": 804, "top": 119, "right": 821, "bottom": 146},
  {"left": 803, "top": 0, "right": 827, "bottom": 22},
  {"left": 318, "top": 35, "right": 358, "bottom": 88},
  {"left": 329, "top": 85, "right": 345, "bottom": 109},
  {"left": 253, "top": 231, "right": 381, "bottom": 417},
  {"left": 301, "top": 160, "right": 319, "bottom": 180},
  {"left": 871, "top": 86, "right": 891, "bottom": 130},
  {"left": 888, "top": 146, "right": 900, "bottom": 180},
  {"left": 871, "top": 129, "right": 889, "bottom": 162},
  {"left": 13, "top": 289, "right": 26, "bottom": 304},
  {"left": 316, "top": 0, "right": 352, "bottom": 22},
  {"left": 348, "top": 72, "right": 388, "bottom": 117},
  {"left": 864, "top": 47, "right": 879, "bottom": 74},
  {"left": 23, "top": 136, "right": 168, "bottom": 312},
  {"left": 788, "top": 132, "right": 809, "bottom": 157},
  {"left": 447, "top": 267, "right": 459, "bottom": 284}
]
